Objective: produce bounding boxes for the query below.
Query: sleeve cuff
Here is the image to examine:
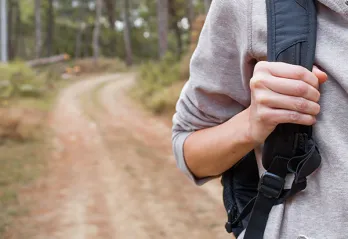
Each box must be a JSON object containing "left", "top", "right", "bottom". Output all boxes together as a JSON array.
[{"left": 172, "top": 131, "right": 217, "bottom": 186}]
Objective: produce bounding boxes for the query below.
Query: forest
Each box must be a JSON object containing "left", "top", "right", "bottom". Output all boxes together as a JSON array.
[
  {"left": 2, "top": 0, "right": 211, "bottom": 63},
  {"left": 1, "top": 0, "right": 210, "bottom": 114}
]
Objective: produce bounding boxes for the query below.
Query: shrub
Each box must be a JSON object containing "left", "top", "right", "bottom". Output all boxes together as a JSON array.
[
  {"left": 74, "top": 57, "right": 128, "bottom": 74},
  {"left": 0, "top": 62, "right": 46, "bottom": 99},
  {"left": 132, "top": 15, "right": 207, "bottom": 116},
  {"left": 131, "top": 52, "right": 182, "bottom": 114}
]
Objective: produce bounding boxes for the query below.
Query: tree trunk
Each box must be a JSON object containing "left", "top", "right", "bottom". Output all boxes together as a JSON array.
[
  {"left": 35, "top": 0, "right": 42, "bottom": 59},
  {"left": 168, "top": 0, "right": 182, "bottom": 59},
  {"left": 75, "top": 23, "right": 84, "bottom": 59},
  {"left": 75, "top": 0, "right": 83, "bottom": 59},
  {"left": 123, "top": 0, "right": 132, "bottom": 66},
  {"left": 187, "top": 0, "right": 194, "bottom": 29},
  {"left": 0, "top": 0, "right": 8, "bottom": 62},
  {"left": 103, "top": 0, "right": 115, "bottom": 28},
  {"left": 27, "top": 54, "right": 70, "bottom": 67},
  {"left": 204, "top": 0, "right": 211, "bottom": 13},
  {"left": 13, "top": 0, "right": 20, "bottom": 58},
  {"left": 7, "top": 0, "right": 13, "bottom": 60},
  {"left": 93, "top": 0, "right": 102, "bottom": 62},
  {"left": 103, "top": 0, "right": 117, "bottom": 56},
  {"left": 46, "top": 0, "right": 54, "bottom": 56},
  {"left": 157, "top": 0, "right": 168, "bottom": 59}
]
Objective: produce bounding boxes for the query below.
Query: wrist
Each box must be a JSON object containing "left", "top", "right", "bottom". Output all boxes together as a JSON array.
[{"left": 241, "top": 107, "right": 261, "bottom": 147}]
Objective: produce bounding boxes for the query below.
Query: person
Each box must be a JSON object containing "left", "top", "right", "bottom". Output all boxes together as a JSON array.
[{"left": 171, "top": 0, "right": 348, "bottom": 238}]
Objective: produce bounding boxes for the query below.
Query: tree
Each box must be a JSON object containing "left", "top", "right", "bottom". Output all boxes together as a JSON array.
[
  {"left": 35, "top": 0, "right": 42, "bottom": 58},
  {"left": 123, "top": 0, "right": 133, "bottom": 66},
  {"left": 168, "top": 0, "right": 182, "bottom": 58},
  {"left": 103, "top": 0, "right": 115, "bottom": 28},
  {"left": 204, "top": 0, "right": 211, "bottom": 13},
  {"left": 187, "top": 0, "right": 194, "bottom": 28},
  {"left": 0, "top": 0, "right": 8, "bottom": 62},
  {"left": 103, "top": 0, "right": 117, "bottom": 55},
  {"left": 157, "top": 0, "right": 169, "bottom": 59},
  {"left": 93, "top": 0, "right": 103, "bottom": 62},
  {"left": 46, "top": 0, "right": 54, "bottom": 56},
  {"left": 75, "top": 0, "right": 84, "bottom": 59}
]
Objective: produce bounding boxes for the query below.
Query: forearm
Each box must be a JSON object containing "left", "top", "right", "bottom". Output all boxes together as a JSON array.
[{"left": 184, "top": 107, "right": 258, "bottom": 179}]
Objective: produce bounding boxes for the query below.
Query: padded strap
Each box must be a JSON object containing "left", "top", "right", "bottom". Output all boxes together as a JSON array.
[
  {"left": 262, "top": 0, "right": 318, "bottom": 169},
  {"left": 242, "top": 0, "right": 319, "bottom": 238}
]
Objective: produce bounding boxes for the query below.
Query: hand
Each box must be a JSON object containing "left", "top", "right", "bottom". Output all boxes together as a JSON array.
[{"left": 247, "top": 61, "right": 328, "bottom": 144}]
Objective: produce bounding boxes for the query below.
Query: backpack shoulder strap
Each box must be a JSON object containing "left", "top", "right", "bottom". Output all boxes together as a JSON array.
[{"left": 243, "top": 0, "right": 321, "bottom": 238}]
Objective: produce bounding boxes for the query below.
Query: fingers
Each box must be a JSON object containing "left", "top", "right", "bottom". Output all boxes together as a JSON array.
[
  {"left": 256, "top": 91, "right": 321, "bottom": 116},
  {"left": 257, "top": 75, "right": 321, "bottom": 102},
  {"left": 259, "top": 108, "right": 317, "bottom": 126},
  {"left": 255, "top": 61, "right": 325, "bottom": 89},
  {"left": 312, "top": 65, "right": 328, "bottom": 84},
  {"left": 250, "top": 61, "right": 328, "bottom": 129}
]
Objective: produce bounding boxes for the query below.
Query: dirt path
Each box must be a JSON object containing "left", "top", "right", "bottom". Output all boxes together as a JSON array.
[{"left": 20, "top": 74, "right": 228, "bottom": 239}]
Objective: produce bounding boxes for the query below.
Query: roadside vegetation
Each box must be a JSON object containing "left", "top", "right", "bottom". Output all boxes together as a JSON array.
[{"left": 130, "top": 15, "right": 206, "bottom": 118}]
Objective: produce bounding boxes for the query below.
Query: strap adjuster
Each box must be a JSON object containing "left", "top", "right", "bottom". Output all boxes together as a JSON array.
[{"left": 258, "top": 172, "right": 285, "bottom": 198}]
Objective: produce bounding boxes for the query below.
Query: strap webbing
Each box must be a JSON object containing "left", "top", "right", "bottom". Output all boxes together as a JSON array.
[{"left": 241, "top": 0, "right": 320, "bottom": 238}]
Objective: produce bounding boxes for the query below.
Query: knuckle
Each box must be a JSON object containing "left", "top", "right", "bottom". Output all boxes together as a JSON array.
[
  {"left": 254, "top": 61, "right": 269, "bottom": 72},
  {"left": 289, "top": 111, "right": 300, "bottom": 122},
  {"left": 295, "top": 98, "right": 308, "bottom": 111},
  {"left": 314, "top": 104, "right": 321, "bottom": 115},
  {"left": 294, "top": 66, "right": 307, "bottom": 79},
  {"left": 250, "top": 75, "right": 265, "bottom": 90},
  {"left": 258, "top": 108, "right": 269, "bottom": 122},
  {"left": 315, "top": 91, "right": 321, "bottom": 102},
  {"left": 295, "top": 82, "right": 308, "bottom": 96},
  {"left": 254, "top": 93, "right": 267, "bottom": 105},
  {"left": 258, "top": 108, "right": 278, "bottom": 126}
]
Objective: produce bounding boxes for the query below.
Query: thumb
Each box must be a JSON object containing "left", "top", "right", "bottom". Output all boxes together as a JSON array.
[{"left": 312, "top": 65, "right": 328, "bottom": 84}]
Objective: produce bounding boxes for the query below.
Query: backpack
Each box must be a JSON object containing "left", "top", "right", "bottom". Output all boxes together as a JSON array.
[{"left": 221, "top": 0, "right": 321, "bottom": 238}]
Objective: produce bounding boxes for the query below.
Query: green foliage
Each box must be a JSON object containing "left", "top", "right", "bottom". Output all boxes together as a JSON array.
[
  {"left": 131, "top": 52, "right": 182, "bottom": 114},
  {"left": 74, "top": 57, "right": 128, "bottom": 73},
  {"left": 131, "top": 12, "right": 207, "bottom": 116},
  {"left": 9, "top": 0, "right": 206, "bottom": 63},
  {"left": 0, "top": 62, "right": 46, "bottom": 99}
]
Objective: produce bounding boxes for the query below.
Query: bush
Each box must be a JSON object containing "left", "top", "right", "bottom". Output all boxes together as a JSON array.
[
  {"left": 0, "top": 62, "right": 47, "bottom": 99},
  {"left": 0, "top": 107, "right": 46, "bottom": 142},
  {"left": 74, "top": 57, "right": 128, "bottom": 74},
  {"left": 131, "top": 15, "right": 207, "bottom": 116},
  {"left": 131, "top": 52, "right": 182, "bottom": 114}
]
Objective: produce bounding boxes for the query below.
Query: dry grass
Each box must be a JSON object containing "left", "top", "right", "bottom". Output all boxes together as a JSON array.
[
  {"left": 0, "top": 136, "right": 48, "bottom": 237},
  {"left": 74, "top": 57, "right": 128, "bottom": 74},
  {"left": 0, "top": 64, "right": 72, "bottom": 237}
]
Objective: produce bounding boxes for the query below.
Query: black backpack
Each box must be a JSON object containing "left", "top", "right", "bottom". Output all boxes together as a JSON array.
[{"left": 221, "top": 0, "right": 321, "bottom": 238}]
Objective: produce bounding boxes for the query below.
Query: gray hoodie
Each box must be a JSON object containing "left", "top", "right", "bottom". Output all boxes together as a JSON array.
[{"left": 172, "top": 0, "right": 348, "bottom": 238}]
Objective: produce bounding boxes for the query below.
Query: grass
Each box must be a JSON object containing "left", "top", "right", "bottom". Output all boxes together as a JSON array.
[
  {"left": 0, "top": 139, "right": 47, "bottom": 236},
  {"left": 78, "top": 79, "right": 112, "bottom": 122},
  {"left": 0, "top": 62, "right": 74, "bottom": 237},
  {"left": 130, "top": 15, "right": 206, "bottom": 118},
  {"left": 129, "top": 53, "right": 183, "bottom": 115},
  {"left": 3, "top": 79, "right": 72, "bottom": 112}
]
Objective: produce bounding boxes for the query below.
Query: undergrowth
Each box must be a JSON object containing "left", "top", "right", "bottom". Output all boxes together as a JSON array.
[
  {"left": 130, "top": 15, "right": 206, "bottom": 117},
  {"left": 130, "top": 53, "right": 184, "bottom": 114}
]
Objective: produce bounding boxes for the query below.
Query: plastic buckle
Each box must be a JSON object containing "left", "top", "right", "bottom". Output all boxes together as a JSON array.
[{"left": 258, "top": 172, "right": 285, "bottom": 198}]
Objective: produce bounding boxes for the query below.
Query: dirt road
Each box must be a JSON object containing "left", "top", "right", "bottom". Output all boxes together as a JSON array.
[{"left": 19, "top": 74, "right": 228, "bottom": 239}]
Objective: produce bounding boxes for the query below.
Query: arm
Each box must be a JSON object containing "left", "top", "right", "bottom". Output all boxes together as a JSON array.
[
  {"left": 172, "top": 1, "right": 327, "bottom": 184},
  {"left": 172, "top": 0, "right": 256, "bottom": 184},
  {"left": 183, "top": 63, "right": 327, "bottom": 179},
  {"left": 183, "top": 107, "right": 256, "bottom": 179}
]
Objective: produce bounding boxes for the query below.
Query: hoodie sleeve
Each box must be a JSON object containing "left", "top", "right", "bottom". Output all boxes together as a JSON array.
[{"left": 171, "top": 0, "right": 257, "bottom": 185}]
